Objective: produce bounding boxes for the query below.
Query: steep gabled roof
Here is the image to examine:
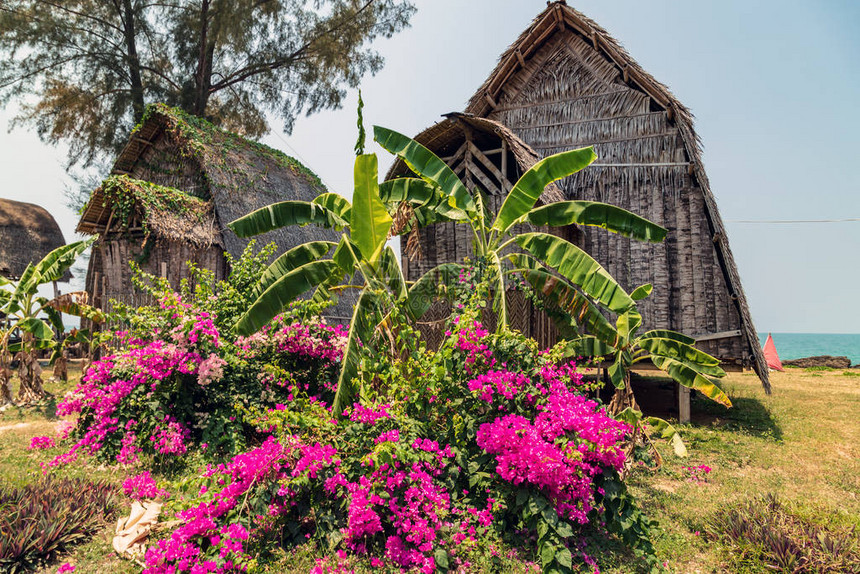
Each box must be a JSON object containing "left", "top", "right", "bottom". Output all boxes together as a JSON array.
[
  {"left": 465, "top": 1, "right": 769, "bottom": 391},
  {"left": 77, "top": 104, "right": 334, "bottom": 260},
  {"left": 0, "top": 198, "right": 69, "bottom": 280}
]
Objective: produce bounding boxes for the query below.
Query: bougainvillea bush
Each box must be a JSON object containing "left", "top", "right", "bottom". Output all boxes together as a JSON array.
[
  {"left": 44, "top": 246, "right": 347, "bottom": 468},
  {"left": 133, "top": 304, "right": 657, "bottom": 574},
  {"left": 32, "top": 248, "right": 659, "bottom": 573}
]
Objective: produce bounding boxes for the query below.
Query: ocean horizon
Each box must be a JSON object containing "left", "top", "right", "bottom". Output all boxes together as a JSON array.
[{"left": 758, "top": 332, "right": 860, "bottom": 366}]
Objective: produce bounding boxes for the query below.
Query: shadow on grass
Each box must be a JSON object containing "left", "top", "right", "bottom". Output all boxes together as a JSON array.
[{"left": 627, "top": 374, "right": 783, "bottom": 441}]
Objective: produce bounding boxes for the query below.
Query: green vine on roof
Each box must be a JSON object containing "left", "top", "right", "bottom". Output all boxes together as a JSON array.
[
  {"left": 135, "top": 103, "right": 326, "bottom": 193},
  {"left": 99, "top": 175, "right": 209, "bottom": 236}
]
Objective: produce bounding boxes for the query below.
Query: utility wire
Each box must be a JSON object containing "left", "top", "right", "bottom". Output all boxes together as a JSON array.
[{"left": 728, "top": 218, "right": 860, "bottom": 224}]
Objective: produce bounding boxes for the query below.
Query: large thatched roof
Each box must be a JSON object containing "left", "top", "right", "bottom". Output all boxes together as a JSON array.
[
  {"left": 0, "top": 198, "right": 69, "bottom": 280},
  {"left": 420, "top": 1, "right": 768, "bottom": 390}
]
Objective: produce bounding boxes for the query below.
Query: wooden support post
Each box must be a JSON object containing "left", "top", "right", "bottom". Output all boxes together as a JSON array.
[
  {"left": 678, "top": 384, "right": 691, "bottom": 423},
  {"left": 161, "top": 261, "right": 167, "bottom": 279}
]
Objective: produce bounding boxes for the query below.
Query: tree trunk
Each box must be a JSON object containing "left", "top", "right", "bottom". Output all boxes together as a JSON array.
[
  {"left": 121, "top": 0, "right": 146, "bottom": 122},
  {"left": 52, "top": 352, "right": 68, "bottom": 382},
  {"left": 191, "top": 0, "right": 216, "bottom": 117},
  {"left": 0, "top": 352, "right": 13, "bottom": 406}
]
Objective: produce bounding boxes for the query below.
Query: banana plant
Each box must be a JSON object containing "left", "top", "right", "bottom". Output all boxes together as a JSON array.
[
  {"left": 560, "top": 283, "right": 731, "bottom": 415},
  {"left": 373, "top": 126, "right": 668, "bottom": 331},
  {"left": 229, "top": 151, "right": 409, "bottom": 417},
  {"left": 0, "top": 238, "right": 95, "bottom": 404}
]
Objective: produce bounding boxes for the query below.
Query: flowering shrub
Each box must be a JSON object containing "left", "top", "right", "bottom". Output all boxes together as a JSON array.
[
  {"left": 683, "top": 464, "right": 712, "bottom": 484},
  {"left": 127, "top": 305, "right": 657, "bottom": 574}
]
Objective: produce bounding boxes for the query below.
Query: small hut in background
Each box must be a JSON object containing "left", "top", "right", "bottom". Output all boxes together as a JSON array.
[
  {"left": 387, "top": 114, "right": 571, "bottom": 348},
  {"left": 0, "top": 198, "right": 69, "bottom": 281},
  {"left": 77, "top": 104, "right": 353, "bottom": 319},
  {"left": 389, "top": 1, "right": 769, "bottom": 393}
]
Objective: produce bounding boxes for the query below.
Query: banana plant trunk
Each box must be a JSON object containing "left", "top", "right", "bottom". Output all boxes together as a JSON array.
[
  {"left": 16, "top": 335, "right": 46, "bottom": 403},
  {"left": 0, "top": 352, "right": 12, "bottom": 406},
  {"left": 608, "top": 371, "right": 639, "bottom": 415}
]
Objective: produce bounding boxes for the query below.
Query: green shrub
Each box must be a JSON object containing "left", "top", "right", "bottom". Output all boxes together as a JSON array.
[{"left": 0, "top": 477, "right": 120, "bottom": 573}]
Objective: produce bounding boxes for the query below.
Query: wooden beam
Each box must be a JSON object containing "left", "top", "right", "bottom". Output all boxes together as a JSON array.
[
  {"left": 515, "top": 49, "right": 526, "bottom": 67},
  {"left": 467, "top": 142, "right": 506, "bottom": 184},
  {"left": 441, "top": 141, "right": 468, "bottom": 165},
  {"left": 692, "top": 329, "right": 742, "bottom": 342},
  {"left": 484, "top": 92, "right": 498, "bottom": 109},
  {"left": 501, "top": 140, "right": 509, "bottom": 193},
  {"left": 465, "top": 162, "right": 502, "bottom": 196}
]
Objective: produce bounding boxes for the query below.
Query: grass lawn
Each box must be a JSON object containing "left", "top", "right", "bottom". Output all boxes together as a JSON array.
[{"left": 2, "top": 365, "right": 858, "bottom": 573}]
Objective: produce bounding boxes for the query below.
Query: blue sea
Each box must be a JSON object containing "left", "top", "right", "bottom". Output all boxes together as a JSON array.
[{"left": 758, "top": 333, "right": 860, "bottom": 366}]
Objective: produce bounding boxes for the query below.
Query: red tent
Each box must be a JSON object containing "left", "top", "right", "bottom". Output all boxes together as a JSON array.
[{"left": 763, "top": 333, "right": 783, "bottom": 371}]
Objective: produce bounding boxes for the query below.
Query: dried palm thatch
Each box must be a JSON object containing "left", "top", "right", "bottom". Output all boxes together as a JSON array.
[
  {"left": 0, "top": 198, "right": 69, "bottom": 281},
  {"left": 77, "top": 104, "right": 356, "bottom": 320},
  {"left": 402, "top": 2, "right": 768, "bottom": 390}
]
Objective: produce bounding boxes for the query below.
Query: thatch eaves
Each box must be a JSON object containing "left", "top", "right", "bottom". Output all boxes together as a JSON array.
[
  {"left": 0, "top": 198, "right": 69, "bottom": 281},
  {"left": 77, "top": 175, "right": 219, "bottom": 248},
  {"left": 385, "top": 113, "right": 564, "bottom": 203},
  {"left": 465, "top": 1, "right": 769, "bottom": 391}
]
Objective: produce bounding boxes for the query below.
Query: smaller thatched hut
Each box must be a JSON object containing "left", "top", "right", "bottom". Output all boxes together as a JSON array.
[
  {"left": 0, "top": 198, "right": 69, "bottom": 280},
  {"left": 386, "top": 113, "right": 569, "bottom": 348},
  {"left": 77, "top": 104, "right": 353, "bottom": 319}
]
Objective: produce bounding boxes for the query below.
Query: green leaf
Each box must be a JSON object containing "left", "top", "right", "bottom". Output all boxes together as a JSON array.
[
  {"left": 351, "top": 154, "right": 392, "bottom": 262},
  {"left": 228, "top": 201, "right": 347, "bottom": 237},
  {"left": 490, "top": 252, "right": 507, "bottom": 331},
  {"left": 608, "top": 352, "right": 626, "bottom": 389},
  {"left": 555, "top": 547, "right": 573, "bottom": 569},
  {"left": 651, "top": 355, "right": 733, "bottom": 407},
  {"left": 332, "top": 290, "right": 381, "bottom": 417},
  {"left": 615, "top": 407, "right": 643, "bottom": 426},
  {"left": 15, "top": 239, "right": 94, "bottom": 298},
  {"left": 526, "top": 201, "right": 666, "bottom": 243},
  {"left": 434, "top": 548, "right": 449, "bottom": 572},
  {"left": 374, "top": 126, "right": 476, "bottom": 216},
  {"left": 493, "top": 147, "right": 596, "bottom": 235},
  {"left": 379, "top": 177, "right": 467, "bottom": 224},
  {"left": 514, "top": 232, "right": 634, "bottom": 314},
  {"left": 644, "top": 417, "right": 688, "bottom": 457},
  {"left": 561, "top": 336, "right": 615, "bottom": 360},
  {"left": 406, "top": 263, "right": 463, "bottom": 320},
  {"left": 379, "top": 246, "right": 407, "bottom": 300},
  {"left": 312, "top": 193, "right": 352, "bottom": 224},
  {"left": 638, "top": 337, "right": 726, "bottom": 377},
  {"left": 17, "top": 318, "right": 54, "bottom": 341},
  {"left": 508, "top": 253, "right": 620, "bottom": 346},
  {"left": 639, "top": 330, "right": 695, "bottom": 345},
  {"left": 630, "top": 283, "right": 653, "bottom": 301},
  {"left": 255, "top": 241, "right": 336, "bottom": 296},
  {"left": 235, "top": 260, "right": 340, "bottom": 335}
]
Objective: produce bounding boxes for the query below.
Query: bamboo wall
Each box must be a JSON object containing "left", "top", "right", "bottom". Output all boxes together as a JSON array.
[{"left": 486, "top": 33, "right": 748, "bottom": 362}]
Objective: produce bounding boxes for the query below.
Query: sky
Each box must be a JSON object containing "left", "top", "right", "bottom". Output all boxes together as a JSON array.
[{"left": 0, "top": 0, "right": 858, "bottom": 334}]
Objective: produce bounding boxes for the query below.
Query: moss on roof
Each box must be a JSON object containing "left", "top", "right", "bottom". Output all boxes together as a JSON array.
[{"left": 134, "top": 103, "right": 326, "bottom": 192}]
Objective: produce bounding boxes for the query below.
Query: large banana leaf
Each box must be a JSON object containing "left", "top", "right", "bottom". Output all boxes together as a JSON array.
[
  {"left": 650, "top": 355, "right": 732, "bottom": 408},
  {"left": 644, "top": 417, "right": 688, "bottom": 457},
  {"left": 17, "top": 317, "right": 54, "bottom": 341},
  {"left": 490, "top": 252, "right": 507, "bottom": 331},
  {"left": 638, "top": 330, "right": 695, "bottom": 345},
  {"left": 14, "top": 239, "right": 94, "bottom": 299},
  {"left": 379, "top": 177, "right": 466, "bottom": 225},
  {"left": 331, "top": 290, "right": 381, "bottom": 417},
  {"left": 254, "top": 241, "right": 336, "bottom": 297},
  {"left": 406, "top": 263, "right": 464, "bottom": 321},
  {"left": 507, "top": 253, "right": 620, "bottom": 346},
  {"left": 228, "top": 201, "right": 347, "bottom": 238},
  {"left": 514, "top": 232, "right": 634, "bottom": 314},
  {"left": 561, "top": 336, "right": 616, "bottom": 361},
  {"left": 379, "top": 246, "right": 407, "bottom": 301},
  {"left": 235, "top": 260, "right": 340, "bottom": 335},
  {"left": 351, "top": 154, "right": 392, "bottom": 262},
  {"left": 492, "top": 147, "right": 596, "bottom": 235},
  {"left": 525, "top": 201, "right": 667, "bottom": 243},
  {"left": 638, "top": 337, "right": 726, "bottom": 378},
  {"left": 373, "top": 126, "right": 476, "bottom": 218},
  {"left": 312, "top": 193, "right": 352, "bottom": 224}
]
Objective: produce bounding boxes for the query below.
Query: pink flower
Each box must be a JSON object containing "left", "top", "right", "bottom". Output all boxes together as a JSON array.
[
  {"left": 28, "top": 436, "right": 55, "bottom": 450},
  {"left": 57, "top": 563, "right": 75, "bottom": 573}
]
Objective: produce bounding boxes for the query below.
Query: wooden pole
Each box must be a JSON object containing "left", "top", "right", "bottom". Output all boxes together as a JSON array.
[{"left": 678, "top": 384, "right": 691, "bottom": 423}]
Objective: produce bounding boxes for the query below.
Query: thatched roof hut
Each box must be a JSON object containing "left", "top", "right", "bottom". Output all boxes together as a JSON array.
[
  {"left": 387, "top": 114, "right": 569, "bottom": 348},
  {"left": 0, "top": 198, "right": 69, "bottom": 281},
  {"left": 77, "top": 104, "right": 354, "bottom": 319},
  {"left": 389, "top": 2, "right": 769, "bottom": 391}
]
